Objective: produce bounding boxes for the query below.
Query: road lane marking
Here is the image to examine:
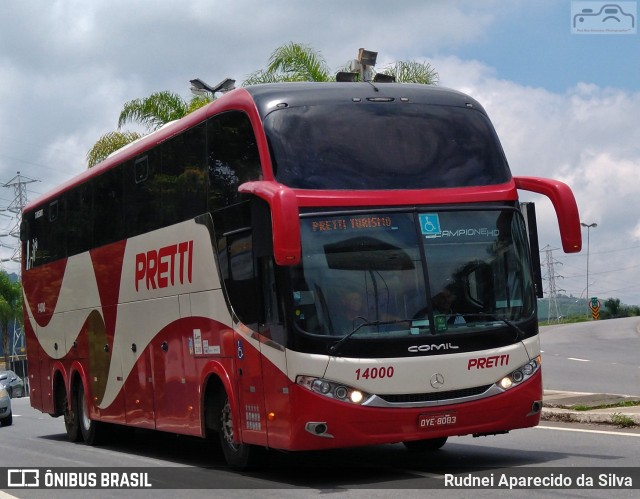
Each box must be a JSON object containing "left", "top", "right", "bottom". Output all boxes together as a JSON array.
[
  {"left": 536, "top": 425, "right": 640, "bottom": 437},
  {"left": 567, "top": 357, "right": 590, "bottom": 362}
]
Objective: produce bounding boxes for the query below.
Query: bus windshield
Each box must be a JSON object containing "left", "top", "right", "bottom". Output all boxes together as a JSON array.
[
  {"left": 264, "top": 103, "right": 511, "bottom": 190},
  {"left": 289, "top": 209, "right": 534, "bottom": 341}
]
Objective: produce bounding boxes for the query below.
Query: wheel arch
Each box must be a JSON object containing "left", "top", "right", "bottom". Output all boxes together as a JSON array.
[{"left": 200, "top": 360, "right": 237, "bottom": 437}]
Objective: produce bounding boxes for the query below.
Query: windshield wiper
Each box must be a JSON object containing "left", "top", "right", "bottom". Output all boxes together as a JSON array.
[
  {"left": 462, "top": 313, "right": 527, "bottom": 341},
  {"left": 499, "top": 318, "right": 526, "bottom": 342},
  {"left": 328, "top": 318, "right": 410, "bottom": 355}
]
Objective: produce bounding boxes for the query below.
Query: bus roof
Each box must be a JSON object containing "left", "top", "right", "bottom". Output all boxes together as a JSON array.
[{"left": 244, "top": 82, "right": 488, "bottom": 120}]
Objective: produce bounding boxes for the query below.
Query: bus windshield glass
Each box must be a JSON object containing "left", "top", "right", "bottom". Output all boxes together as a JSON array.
[
  {"left": 265, "top": 103, "right": 510, "bottom": 190},
  {"left": 290, "top": 210, "right": 534, "bottom": 340}
]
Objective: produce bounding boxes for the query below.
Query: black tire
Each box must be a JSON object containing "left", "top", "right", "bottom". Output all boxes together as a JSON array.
[
  {"left": 78, "top": 385, "right": 106, "bottom": 445},
  {"left": 0, "top": 412, "right": 11, "bottom": 427},
  {"left": 218, "top": 394, "right": 261, "bottom": 469},
  {"left": 403, "top": 436, "right": 448, "bottom": 452},
  {"left": 64, "top": 387, "right": 81, "bottom": 442}
]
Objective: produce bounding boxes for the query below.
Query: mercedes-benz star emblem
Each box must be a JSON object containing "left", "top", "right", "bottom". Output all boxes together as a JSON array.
[{"left": 430, "top": 373, "right": 445, "bottom": 389}]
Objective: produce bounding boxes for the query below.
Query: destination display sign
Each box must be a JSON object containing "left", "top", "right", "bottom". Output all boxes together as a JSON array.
[{"left": 310, "top": 215, "right": 394, "bottom": 233}]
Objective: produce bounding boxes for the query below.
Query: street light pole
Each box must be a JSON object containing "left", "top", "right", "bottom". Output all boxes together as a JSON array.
[{"left": 580, "top": 222, "right": 597, "bottom": 314}]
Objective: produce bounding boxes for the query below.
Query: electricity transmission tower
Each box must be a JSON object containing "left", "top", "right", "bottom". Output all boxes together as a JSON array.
[
  {"left": 541, "top": 246, "right": 564, "bottom": 322},
  {"left": 1, "top": 171, "right": 38, "bottom": 265},
  {"left": 1, "top": 171, "right": 37, "bottom": 373}
]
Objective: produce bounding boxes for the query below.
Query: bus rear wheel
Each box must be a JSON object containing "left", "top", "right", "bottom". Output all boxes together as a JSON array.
[
  {"left": 218, "top": 395, "right": 261, "bottom": 469},
  {"left": 403, "top": 436, "right": 448, "bottom": 452},
  {"left": 63, "top": 388, "right": 81, "bottom": 442},
  {"left": 78, "top": 385, "right": 106, "bottom": 445}
]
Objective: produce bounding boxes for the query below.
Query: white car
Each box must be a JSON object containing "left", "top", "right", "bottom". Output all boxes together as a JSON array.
[
  {"left": 0, "top": 387, "right": 12, "bottom": 427},
  {"left": 0, "top": 370, "right": 25, "bottom": 398}
]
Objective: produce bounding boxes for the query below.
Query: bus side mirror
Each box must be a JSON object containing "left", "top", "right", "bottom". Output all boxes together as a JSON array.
[
  {"left": 520, "top": 202, "right": 544, "bottom": 299},
  {"left": 20, "top": 220, "right": 29, "bottom": 242},
  {"left": 514, "top": 176, "right": 582, "bottom": 254},
  {"left": 238, "top": 181, "right": 301, "bottom": 266}
]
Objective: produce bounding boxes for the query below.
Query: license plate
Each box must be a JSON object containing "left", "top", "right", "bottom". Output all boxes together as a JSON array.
[{"left": 418, "top": 412, "right": 457, "bottom": 429}]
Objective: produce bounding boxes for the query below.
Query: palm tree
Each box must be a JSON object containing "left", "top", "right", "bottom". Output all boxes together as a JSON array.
[
  {"left": 244, "top": 42, "right": 438, "bottom": 85},
  {"left": 87, "top": 92, "right": 213, "bottom": 168},
  {"left": 0, "top": 271, "right": 22, "bottom": 369},
  {"left": 87, "top": 43, "right": 438, "bottom": 167},
  {"left": 86, "top": 130, "right": 143, "bottom": 168},
  {"left": 244, "top": 42, "right": 332, "bottom": 84},
  {"left": 117, "top": 90, "right": 203, "bottom": 132},
  {"left": 379, "top": 60, "right": 439, "bottom": 85}
]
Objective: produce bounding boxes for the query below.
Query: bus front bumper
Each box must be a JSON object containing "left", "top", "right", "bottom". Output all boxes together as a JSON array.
[{"left": 285, "top": 370, "right": 542, "bottom": 451}]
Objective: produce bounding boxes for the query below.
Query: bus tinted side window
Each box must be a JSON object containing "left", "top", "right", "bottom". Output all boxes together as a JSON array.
[
  {"left": 24, "top": 200, "right": 64, "bottom": 268},
  {"left": 94, "top": 165, "right": 124, "bottom": 248},
  {"left": 207, "top": 112, "right": 261, "bottom": 211},
  {"left": 161, "top": 123, "right": 207, "bottom": 226},
  {"left": 67, "top": 183, "right": 93, "bottom": 255},
  {"left": 125, "top": 153, "right": 162, "bottom": 237}
]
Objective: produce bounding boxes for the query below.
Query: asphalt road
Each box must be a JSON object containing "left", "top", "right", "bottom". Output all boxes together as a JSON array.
[
  {"left": 1, "top": 318, "right": 639, "bottom": 498},
  {"left": 2, "top": 397, "right": 640, "bottom": 497},
  {"left": 540, "top": 317, "right": 640, "bottom": 396}
]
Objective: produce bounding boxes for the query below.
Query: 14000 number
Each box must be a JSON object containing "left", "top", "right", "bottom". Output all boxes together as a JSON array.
[{"left": 355, "top": 366, "right": 394, "bottom": 380}]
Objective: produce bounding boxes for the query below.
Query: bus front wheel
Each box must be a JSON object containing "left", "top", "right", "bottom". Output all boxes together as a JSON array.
[{"left": 218, "top": 395, "right": 261, "bottom": 469}]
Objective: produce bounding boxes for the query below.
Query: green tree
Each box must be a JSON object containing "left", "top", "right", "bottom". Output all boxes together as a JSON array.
[
  {"left": 244, "top": 42, "right": 439, "bottom": 85},
  {"left": 87, "top": 91, "right": 212, "bottom": 168},
  {"left": 244, "top": 42, "right": 333, "bottom": 84},
  {"left": 0, "top": 271, "right": 22, "bottom": 368},
  {"left": 86, "top": 130, "right": 142, "bottom": 168},
  {"left": 117, "top": 90, "right": 199, "bottom": 132},
  {"left": 604, "top": 297, "right": 622, "bottom": 318},
  {"left": 379, "top": 60, "right": 438, "bottom": 85},
  {"left": 88, "top": 43, "right": 438, "bottom": 167}
]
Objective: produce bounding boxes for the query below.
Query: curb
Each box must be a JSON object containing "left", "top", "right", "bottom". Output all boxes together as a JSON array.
[
  {"left": 541, "top": 391, "right": 640, "bottom": 426},
  {"left": 541, "top": 407, "right": 639, "bottom": 425}
]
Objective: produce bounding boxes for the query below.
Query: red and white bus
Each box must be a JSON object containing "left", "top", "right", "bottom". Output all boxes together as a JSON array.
[{"left": 21, "top": 82, "right": 581, "bottom": 468}]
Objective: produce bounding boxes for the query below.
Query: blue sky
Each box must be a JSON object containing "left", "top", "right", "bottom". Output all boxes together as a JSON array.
[
  {"left": 448, "top": 1, "right": 639, "bottom": 92},
  {"left": 0, "top": 0, "right": 639, "bottom": 306}
]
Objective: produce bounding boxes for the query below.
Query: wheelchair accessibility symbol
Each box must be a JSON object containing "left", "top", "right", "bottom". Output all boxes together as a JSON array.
[{"left": 419, "top": 213, "right": 442, "bottom": 237}]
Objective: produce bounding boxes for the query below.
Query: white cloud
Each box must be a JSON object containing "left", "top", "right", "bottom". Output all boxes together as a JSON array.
[{"left": 434, "top": 56, "right": 640, "bottom": 302}]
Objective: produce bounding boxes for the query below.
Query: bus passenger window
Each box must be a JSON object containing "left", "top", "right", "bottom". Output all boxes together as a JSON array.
[
  {"left": 160, "top": 123, "right": 207, "bottom": 225},
  {"left": 207, "top": 111, "right": 261, "bottom": 211},
  {"left": 94, "top": 166, "right": 124, "bottom": 248},
  {"left": 126, "top": 155, "right": 162, "bottom": 237}
]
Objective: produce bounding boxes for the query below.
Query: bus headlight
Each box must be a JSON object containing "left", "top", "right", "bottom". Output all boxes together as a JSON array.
[
  {"left": 498, "top": 356, "right": 540, "bottom": 391},
  {"left": 296, "top": 376, "right": 370, "bottom": 405}
]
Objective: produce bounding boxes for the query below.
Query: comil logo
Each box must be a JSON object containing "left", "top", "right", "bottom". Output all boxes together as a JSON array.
[{"left": 572, "top": 2, "right": 637, "bottom": 34}]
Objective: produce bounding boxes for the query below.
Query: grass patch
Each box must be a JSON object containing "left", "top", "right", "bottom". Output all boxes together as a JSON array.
[
  {"left": 571, "top": 400, "right": 640, "bottom": 411},
  {"left": 611, "top": 413, "right": 636, "bottom": 428}
]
